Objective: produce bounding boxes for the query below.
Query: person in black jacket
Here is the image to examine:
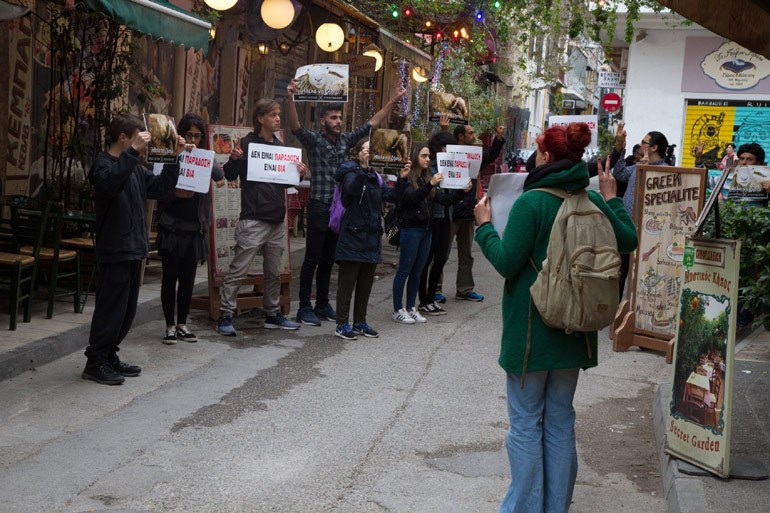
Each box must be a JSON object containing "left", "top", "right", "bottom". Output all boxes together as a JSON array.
[
  {"left": 216, "top": 99, "right": 308, "bottom": 336},
  {"left": 157, "top": 113, "right": 225, "bottom": 345},
  {"left": 332, "top": 139, "right": 398, "bottom": 340},
  {"left": 391, "top": 143, "right": 445, "bottom": 323},
  {"left": 82, "top": 114, "right": 182, "bottom": 385}
]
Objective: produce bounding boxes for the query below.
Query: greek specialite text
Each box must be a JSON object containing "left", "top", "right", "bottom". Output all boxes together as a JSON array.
[
  {"left": 644, "top": 173, "right": 700, "bottom": 206},
  {"left": 670, "top": 420, "right": 721, "bottom": 452}
]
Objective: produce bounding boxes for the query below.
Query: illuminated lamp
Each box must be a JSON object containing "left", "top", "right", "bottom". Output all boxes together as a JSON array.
[
  {"left": 204, "top": 0, "right": 237, "bottom": 11},
  {"left": 412, "top": 66, "right": 429, "bottom": 83},
  {"left": 362, "top": 43, "right": 383, "bottom": 72},
  {"left": 260, "top": 0, "right": 295, "bottom": 30},
  {"left": 316, "top": 23, "right": 345, "bottom": 52}
]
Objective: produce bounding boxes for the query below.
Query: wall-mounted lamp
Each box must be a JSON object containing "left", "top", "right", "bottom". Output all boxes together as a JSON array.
[
  {"left": 362, "top": 43, "right": 383, "bottom": 72},
  {"left": 209, "top": 26, "right": 217, "bottom": 40},
  {"left": 261, "top": 0, "right": 295, "bottom": 30},
  {"left": 257, "top": 41, "right": 270, "bottom": 55},
  {"left": 204, "top": 0, "right": 237, "bottom": 12},
  {"left": 412, "top": 66, "right": 430, "bottom": 83},
  {"left": 316, "top": 23, "right": 344, "bottom": 53}
]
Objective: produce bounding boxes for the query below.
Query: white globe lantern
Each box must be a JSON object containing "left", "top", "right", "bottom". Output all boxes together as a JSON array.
[
  {"left": 316, "top": 23, "right": 344, "bottom": 53},
  {"left": 362, "top": 43, "right": 383, "bottom": 72},
  {"left": 412, "top": 66, "right": 429, "bottom": 83},
  {"left": 261, "top": 0, "right": 295, "bottom": 30},
  {"left": 204, "top": 0, "right": 238, "bottom": 12}
]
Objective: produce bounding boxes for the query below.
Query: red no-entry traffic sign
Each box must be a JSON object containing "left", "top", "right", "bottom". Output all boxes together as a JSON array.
[{"left": 601, "top": 92, "right": 622, "bottom": 112}]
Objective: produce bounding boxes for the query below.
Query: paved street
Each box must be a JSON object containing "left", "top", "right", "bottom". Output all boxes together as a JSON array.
[{"left": 0, "top": 245, "right": 668, "bottom": 512}]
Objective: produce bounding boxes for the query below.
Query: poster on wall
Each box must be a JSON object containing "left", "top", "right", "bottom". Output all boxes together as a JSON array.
[
  {"left": 665, "top": 237, "right": 739, "bottom": 478},
  {"left": 428, "top": 91, "right": 470, "bottom": 125},
  {"left": 292, "top": 64, "right": 349, "bottom": 102},
  {"left": 682, "top": 37, "right": 770, "bottom": 94},
  {"left": 209, "top": 185, "right": 289, "bottom": 279},
  {"left": 681, "top": 99, "right": 770, "bottom": 169},
  {"left": 207, "top": 124, "right": 252, "bottom": 168},
  {"left": 369, "top": 129, "right": 411, "bottom": 172},
  {"left": 548, "top": 115, "right": 599, "bottom": 150},
  {"left": 633, "top": 166, "right": 706, "bottom": 337}
]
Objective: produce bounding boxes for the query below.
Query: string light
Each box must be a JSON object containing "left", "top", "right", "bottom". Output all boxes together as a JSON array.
[{"left": 475, "top": 11, "right": 484, "bottom": 21}]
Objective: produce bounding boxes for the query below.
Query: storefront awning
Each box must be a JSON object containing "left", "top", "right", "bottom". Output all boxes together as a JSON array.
[
  {"left": 379, "top": 28, "right": 432, "bottom": 71},
  {"left": 83, "top": 0, "right": 211, "bottom": 50}
]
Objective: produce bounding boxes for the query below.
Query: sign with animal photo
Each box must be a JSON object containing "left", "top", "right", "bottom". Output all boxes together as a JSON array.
[
  {"left": 369, "top": 128, "right": 411, "bottom": 172},
  {"left": 144, "top": 113, "right": 179, "bottom": 163},
  {"left": 293, "top": 64, "right": 349, "bottom": 102},
  {"left": 246, "top": 143, "right": 302, "bottom": 185},
  {"left": 633, "top": 166, "right": 707, "bottom": 338},
  {"left": 665, "top": 237, "right": 739, "bottom": 478},
  {"left": 436, "top": 152, "right": 470, "bottom": 189},
  {"left": 207, "top": 124, "right": 252, "bottom": 169},
  {"left": 447, "top": 144, "right": 483, "bottom": 178},
  {"left": 428, "top": 90, "right": 470, "bottom": 125},
  {"left": 176, "top": 148, "right": 215, "bottom": 193},
  {"left": 726, "top": 165, "right": 770, "bottom": 206}
]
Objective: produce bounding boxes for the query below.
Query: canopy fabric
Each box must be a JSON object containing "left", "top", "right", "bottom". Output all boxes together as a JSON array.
[
  {"left": 83, "top": 0, "right": 211, "bottom": 50},
  {"left": 379, "top": 28, "right": 432, "bottom": 71}
]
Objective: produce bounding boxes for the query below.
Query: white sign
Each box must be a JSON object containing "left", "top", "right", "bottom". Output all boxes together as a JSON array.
[
  {"left": 488, "top": 173, "right": 527, "bottom": 237},
  {"left": 293, "top": 64, "right": 349, "bottom": 102},
  {"left": 701, "top": 41, "right": 770, "bottom": 90},
  {"left": 176, "top": 149, "right": 215, "bottom": 193},
  {"left": 447, "top": 144, "right": 483, "bottom": 179},
  {"left": 598, "top": 71, "right": 622, "bottom": 88},
  {"left": 436, "top": 152, "right": 470, "bottom": 189},
  {"left": 548, "top": 114, "right": 598, "bottom": 150},
  {"left": 246, "top": 143, "right": 302, "bottom": 185}
]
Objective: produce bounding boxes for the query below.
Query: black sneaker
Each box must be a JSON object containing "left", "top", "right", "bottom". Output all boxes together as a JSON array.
[
  {"left": 163, "top": 325, "right": 177, "bottom": 345},
  {"left": 175, "top": 325, "right": 198, "bottom": 342},
  {"left": 314, "top": 303, "right": 336, "bottom": 322},
  {"left": 108, "top": 355, "right": 142, "bottom": 377},
  {"left": 82, "top": 363, "right": 125, "bottom": 385},
  {"left": 421, "top": 303, "right": 447, "bottom": 316}
]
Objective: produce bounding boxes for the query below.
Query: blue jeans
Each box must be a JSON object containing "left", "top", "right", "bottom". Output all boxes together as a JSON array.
[
  {"left": 500, "top": 369, "right": 580, "bottom": 513},
  {"left": 392, "top": 227, "right": 432, "bottom": 311}
]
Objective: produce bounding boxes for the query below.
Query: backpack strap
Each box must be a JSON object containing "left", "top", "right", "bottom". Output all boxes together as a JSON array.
[{"left": 530, "top": 187, "right": 582, "bottom": 199}]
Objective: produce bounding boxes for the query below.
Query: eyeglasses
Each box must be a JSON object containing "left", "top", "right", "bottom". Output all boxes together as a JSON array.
[
  {"left": 641, "top": 140, "right": 651, "bottom": 145},
  {"left": 184, "top": 132, "right": 203, "bottom": 140}
]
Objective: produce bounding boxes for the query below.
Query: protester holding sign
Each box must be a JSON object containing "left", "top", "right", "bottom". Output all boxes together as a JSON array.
[
  {"left": 82, "top": 114, "right": 185, "bottom": 385},
  {"left": 332, "top": 139, "right": 399, "bottom": 340},
  {"left": 473, "top": 122, "right": 638, "bottom": 513},
  {"left": 157, "top": 113, "right": 224, "bottom": 345},
  {"left": 286, "top": 79, "right": 406, "bottom": 327},
  {"left": 216, "top": 99, "right": 308, "bottom": 336}
]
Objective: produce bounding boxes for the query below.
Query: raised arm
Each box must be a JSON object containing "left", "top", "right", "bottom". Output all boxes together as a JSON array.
[
  {"left": 369, "top": 85, "right": 407, "bottom": 129},
  {"left": 286, "top": 79, "right": 302, "bottom": 133}
]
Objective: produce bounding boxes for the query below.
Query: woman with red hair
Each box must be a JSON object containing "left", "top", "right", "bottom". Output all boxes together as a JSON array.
[{"left": 474, "top": 122, "right": 638, "bottom": 513}]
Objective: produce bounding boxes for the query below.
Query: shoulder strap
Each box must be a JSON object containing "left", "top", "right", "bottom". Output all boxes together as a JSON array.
[{"left": 530, "top": 187, "right": 579, "bottom": 199}]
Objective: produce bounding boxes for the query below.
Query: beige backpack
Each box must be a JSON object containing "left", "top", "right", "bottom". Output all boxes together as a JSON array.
[{"left": 529, "top": 188, "right": 621, "bottom": 334}]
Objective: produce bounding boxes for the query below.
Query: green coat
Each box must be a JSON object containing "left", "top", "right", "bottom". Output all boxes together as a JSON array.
[{"left": 475, "top": 159, "right": 638, "bottom": 375}]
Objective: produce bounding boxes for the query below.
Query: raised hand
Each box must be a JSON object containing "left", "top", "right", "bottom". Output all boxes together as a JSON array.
[{"left": 597, "top": 155, "right": 617, "bottom": 201}]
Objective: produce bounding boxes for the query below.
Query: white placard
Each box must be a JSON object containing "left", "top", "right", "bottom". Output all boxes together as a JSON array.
[
  {"left": 447, "top": 144, "right": 483, "bottom": 179},
  {"left": 293, "top": 64, "right": 349, "bottom": 102},
  {"left": 598, "top": 71, "right": 622, "bottom": 88},
  {"left": 548, "top": 114, "right": 598, "bottom": 150},
  {"left": 437, "top": 152, "right": 470, "bottom": 189},
  {"left": 246, "top": 143, "right": 302, "bottom": 185},
  {"left": 152, "top": 163, "right": 164, "bottom": 176},
  {"left": 488, "top": 173, "right": 527, "bottom": 237},
  {"left": 176, "top": 149, "right": 215, "bottom": 193}
]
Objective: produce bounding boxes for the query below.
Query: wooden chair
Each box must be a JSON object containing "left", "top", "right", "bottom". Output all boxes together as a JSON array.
[
  {"left": 0, "top": 196, "right": 50, "bottom": 330},
  {"left": 683, "top": 386, "right": 706, "bottom": 424},
  {"left": 21, "top": 202, "right": 81, "bottom": 317},
  {"left": 60, "top": 209, "right": 97, "bottom": 312}
]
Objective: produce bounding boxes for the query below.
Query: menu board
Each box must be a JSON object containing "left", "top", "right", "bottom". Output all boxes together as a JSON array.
[
  {"left": 633, "top": 166, "right": 707, "bottom": 337},
  {"left": 665, "top": 237, "right": 739, "bottom": 478},
  {"left": 209, "top": 184, "right": 289, "bottom": 279}
]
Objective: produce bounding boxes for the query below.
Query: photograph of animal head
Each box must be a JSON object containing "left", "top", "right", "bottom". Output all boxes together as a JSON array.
[
  {"left": 145, "top": 114, "right": 178, "bottom": 156},
  {"left": 370, "top": 129, "right": 411, "bottom": 164},
  {"left": 294, "top": 64, "right": 349, "bottom": 99},
  {"left": 429, "top": 91, "right": 470, "bottom": 122}
]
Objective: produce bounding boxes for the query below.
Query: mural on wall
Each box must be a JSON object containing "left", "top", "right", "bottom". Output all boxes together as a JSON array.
[
  {"left": 682, "top": 38, "right": 770, "bottom": 94},
  {"left": 681, "top": 99, "right": 770, "bottom": 169}
]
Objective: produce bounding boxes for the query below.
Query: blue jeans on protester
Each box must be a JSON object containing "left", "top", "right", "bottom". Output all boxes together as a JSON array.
[
  {"left": 500, "top": 368, "right": 580, "bottom": 513},
  {"left": 392, "top": 227, "right": 432, "bottom": 311}
]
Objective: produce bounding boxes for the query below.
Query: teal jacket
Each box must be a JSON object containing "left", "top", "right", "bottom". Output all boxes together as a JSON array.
[{"left": 475, "top": 159, "right": 638, "bottom": 375}]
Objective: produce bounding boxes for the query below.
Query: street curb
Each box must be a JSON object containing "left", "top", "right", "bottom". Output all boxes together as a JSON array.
[
  {"left": 653, "top": 384, "right": 710, "bottom": 513},
  {"left": 0, "top": 245, "right": 307, "bottom": 383}
]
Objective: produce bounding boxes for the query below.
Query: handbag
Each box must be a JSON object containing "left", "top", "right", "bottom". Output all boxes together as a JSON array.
[{"left": 384, "top": 206, "right": 401, "bottom": 246}]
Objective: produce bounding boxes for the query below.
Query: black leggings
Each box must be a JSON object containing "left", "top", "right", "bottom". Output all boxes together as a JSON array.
[
  {"left": 419, "top": 217, "right": 452, "bottom": 306},
  {"left": 160, "top": 247, "right": 198, "bottom": 326}
]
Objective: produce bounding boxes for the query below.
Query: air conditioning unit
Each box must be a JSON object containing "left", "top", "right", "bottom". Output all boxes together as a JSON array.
[{"left": 562, "top": 100, "right": 576, "bottom": 109}]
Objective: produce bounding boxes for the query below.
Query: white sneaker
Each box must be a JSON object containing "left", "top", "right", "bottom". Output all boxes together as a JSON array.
[
  {"left": 392, "top": 308, "right": 416, "bottom": 324},
  {"left": 408, "top": 307, "right": 427, "bottom": 323}
]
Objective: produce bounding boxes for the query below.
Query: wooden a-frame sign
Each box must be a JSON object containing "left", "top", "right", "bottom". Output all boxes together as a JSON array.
[{"left": 613, "top": 165, "right": 707, "bottom": 361}]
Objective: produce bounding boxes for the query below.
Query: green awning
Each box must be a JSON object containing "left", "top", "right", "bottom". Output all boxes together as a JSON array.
[{"left": 83, "top": 0, "right": 211, "bottom": 50}]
